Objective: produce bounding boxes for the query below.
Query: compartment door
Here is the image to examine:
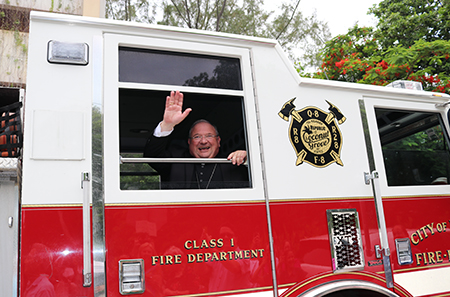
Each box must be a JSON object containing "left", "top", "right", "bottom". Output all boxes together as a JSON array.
[{"left": 0, "top": 88, "right": 22, "bottom": 297}]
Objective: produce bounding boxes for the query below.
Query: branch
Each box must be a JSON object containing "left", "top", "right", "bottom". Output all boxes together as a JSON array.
[
  {"left": 195, "top": 0, "right": 201, "bottom": 29},
  {"left": 125, "top": 0, "right": 130, "bottom": 21},
  {"left": 201, "top": 0, "right": 210, "bottom": 29},
  {"left": 276, "top": 0, "right": 301, "bottom": 40},
  {"left": 216, "top": 0, "right": 227, "bottom": 31},
  {"left": 184, "top": 0, "right": 193, "bottom": 27},
  {"left": 171, "top": 0, "right": 192, "bottom": 27}
]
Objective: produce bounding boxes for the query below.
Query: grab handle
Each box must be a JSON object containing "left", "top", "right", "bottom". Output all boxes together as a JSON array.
[{"left": 81, "top": 171, "right": 92, "bottom": 287}]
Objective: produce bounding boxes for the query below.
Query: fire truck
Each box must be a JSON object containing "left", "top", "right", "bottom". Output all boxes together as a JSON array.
[{"left": 1, "top": 11, "right": 450, "bottom": 297}]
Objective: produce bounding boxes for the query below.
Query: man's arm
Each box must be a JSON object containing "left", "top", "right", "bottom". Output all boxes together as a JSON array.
[
  {"left": 143, "top": 91, "right": 191, "bottom": 179},
  {"left": 142, "top": 130, "right": 173, "bottom": 182},
  {"left": 143, "top": 133, "right": 171, "bottom": 158}
]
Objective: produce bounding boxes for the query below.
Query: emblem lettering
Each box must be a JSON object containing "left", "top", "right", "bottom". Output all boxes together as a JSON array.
[{"left": 279, "top": 98, "right": 345, "bottom": 168}]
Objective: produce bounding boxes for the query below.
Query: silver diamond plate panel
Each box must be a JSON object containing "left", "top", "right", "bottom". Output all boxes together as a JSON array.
[{"left": 0, "top": 158, "right": 18, "bottom": 170}]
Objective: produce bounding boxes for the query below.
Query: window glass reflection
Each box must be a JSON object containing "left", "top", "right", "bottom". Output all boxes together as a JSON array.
[
  {"left": 119, "top": 47, "right": 242, "bottom": 90},
  {"left": 376, "top": 108, "right": 450, "bottom": 186}
]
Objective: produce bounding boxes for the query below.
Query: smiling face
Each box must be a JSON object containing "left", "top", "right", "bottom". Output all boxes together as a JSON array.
[{"left": 188, "top": 122, "right": 221, "bottom": 158}]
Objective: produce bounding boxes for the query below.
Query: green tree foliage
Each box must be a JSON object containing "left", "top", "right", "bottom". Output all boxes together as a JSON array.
[
  {"left": 105, "top": 0, "right": 331, "bottom": 68},
  {"left": 159, "top": 0, "right": 330, "bottom": 64},
  {"left": 159, "top": 0, "right": 331, "bottom": 66},
  {"left": 369, "top": 0, "right": 450, "bottom": 49},
  {"left": 266, "top": 4, "right": 330, "bottom": 66},
  {"left": 159, "top": 0, "right": 270, "bottom": 35},
  {"left": 120, "top": 153, "right": 161, "bottom": 190},
  {"left": 313, "top": 0, "right": 450, "bottom": 94},
  {"left": 106, "top": 0, "right": 156, "bottom": 22}
]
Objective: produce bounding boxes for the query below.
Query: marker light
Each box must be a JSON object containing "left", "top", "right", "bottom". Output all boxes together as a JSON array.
[
  {"left": 386, "top": 80, "right": 423, "bottom": 91},
  {"left": 47, "top": 40, "right": 89, "bottom": 65}
]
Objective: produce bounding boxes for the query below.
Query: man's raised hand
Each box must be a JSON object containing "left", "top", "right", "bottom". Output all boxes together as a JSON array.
[{"left": 160, "top": 91, "right": 192, "bottom": 132}]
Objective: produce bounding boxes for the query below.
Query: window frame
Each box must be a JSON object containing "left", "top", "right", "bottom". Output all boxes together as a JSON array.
[
  {"left": 363, "top": 96, "right": 450, "bottom": 196},
  {"left": 103, "top": 33, "right": 265, "bottom": 204}
]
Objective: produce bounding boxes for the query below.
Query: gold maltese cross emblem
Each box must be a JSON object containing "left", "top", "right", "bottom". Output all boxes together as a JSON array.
[{"left": 279, "top": 98, "right": 346, "bottom": 168}]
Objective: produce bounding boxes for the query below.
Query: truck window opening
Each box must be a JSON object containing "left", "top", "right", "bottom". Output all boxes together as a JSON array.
[
  {"left": 119, "top": 89, "right": 250, "bottom": 190},
  {"left": 376, "top": 108, "right": 450, "bottom": 186}
]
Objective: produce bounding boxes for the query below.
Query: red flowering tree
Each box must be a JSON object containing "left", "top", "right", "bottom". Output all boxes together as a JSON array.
[
  {"left": 314, "top": 26, "right": 379, "bottom": 83},
  {"left": 309, "top": 0, "right": 450, "bottom": 94},
  {"left": 312, "top": 25, "right": 450, "bottom": 94}
]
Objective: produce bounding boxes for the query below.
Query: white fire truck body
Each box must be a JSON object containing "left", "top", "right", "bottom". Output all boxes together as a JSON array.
[{"left": 1, "top": 11, "right": 450, "bottom": 297}]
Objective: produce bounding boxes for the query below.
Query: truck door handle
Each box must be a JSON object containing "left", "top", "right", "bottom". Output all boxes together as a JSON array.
[{"left": 81, "top": 171, "right": 92, "bottom": 287}]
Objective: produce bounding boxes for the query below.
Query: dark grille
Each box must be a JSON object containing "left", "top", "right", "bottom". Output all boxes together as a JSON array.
[{"left": 327, "top": 209, "right": 364, "bottom": 272}]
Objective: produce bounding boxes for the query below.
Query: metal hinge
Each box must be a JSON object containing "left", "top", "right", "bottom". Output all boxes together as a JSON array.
[
  {"left": 81, "top": 171, "right": 90, "bottom": 189},
  {"left": 364, "top": 171, "right": 378, "bottom": 185},
  {"left": 435, "top": 101, "right": 450, "bottom": 108}
]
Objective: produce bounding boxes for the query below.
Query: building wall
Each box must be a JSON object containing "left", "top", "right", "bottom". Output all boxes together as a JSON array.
[
  {"left": 0, "top": 0, "right": 83, "bottom": 14},
  {"left": 0, "top": 30, "right": 28, "bottom": 87},
  {"left": 0, "top": 0, "right": 102, "bottom": 88}
]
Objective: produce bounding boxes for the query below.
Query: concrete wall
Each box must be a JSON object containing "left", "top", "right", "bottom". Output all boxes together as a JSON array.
[
  {"left": 0, "top": 30, "right": 28, "bottom": 87},
  {"left": 0, "top": 0, "right": 83, "bottom": 14},
  {"left": 0, "top": 0, "right": 104, "bottom": 87}
]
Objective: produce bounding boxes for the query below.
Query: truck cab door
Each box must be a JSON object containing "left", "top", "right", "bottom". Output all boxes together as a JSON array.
[
  {"left": 360, "top": 94, "right": 450, "bottom": 295},
  {"left": 100, "top": 33, "right": 268, "bottom": 296}
]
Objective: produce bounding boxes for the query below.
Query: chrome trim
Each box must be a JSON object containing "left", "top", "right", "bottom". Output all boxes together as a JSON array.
[
  {"left": 82, "top": 171, "right": 92, "bottom": 287},
  {"left": 120, "top": 157, "right": 233, "bottom": 164},
  {"left": 375, "top": 245, "right": 382, "bottom": 259},
  {"left": 366, "top": 173, "right": 393, "bottom": 288},
  {"left": 249, "top": 49, "right": 278, "bottom": 297},
  {"left": 120, "top": 157, "right": 231, "bottom": 163},
  {"left": 82, "top": 171, "right": 90, "bottom": 187},
  {"left": 92, "top": 34, "right": 106, "bottom": 297},
  {"left": 297, "top": 280, "right": 400, "bottom": 297},
  {"left": 359, "top": 99, "right": 394, "bottom": 288},
  {"left": 359, "top": 100, "right": 375, "bottom": 172}
]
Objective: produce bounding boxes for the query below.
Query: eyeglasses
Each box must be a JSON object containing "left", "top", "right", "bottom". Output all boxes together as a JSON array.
[{"left": 190, "top": 134, "right": 217, "bottom": 141}]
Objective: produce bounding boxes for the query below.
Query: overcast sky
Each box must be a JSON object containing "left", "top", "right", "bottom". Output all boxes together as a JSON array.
[{"left": 266, "top": 0, "right": 381, "bottom": 36}]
